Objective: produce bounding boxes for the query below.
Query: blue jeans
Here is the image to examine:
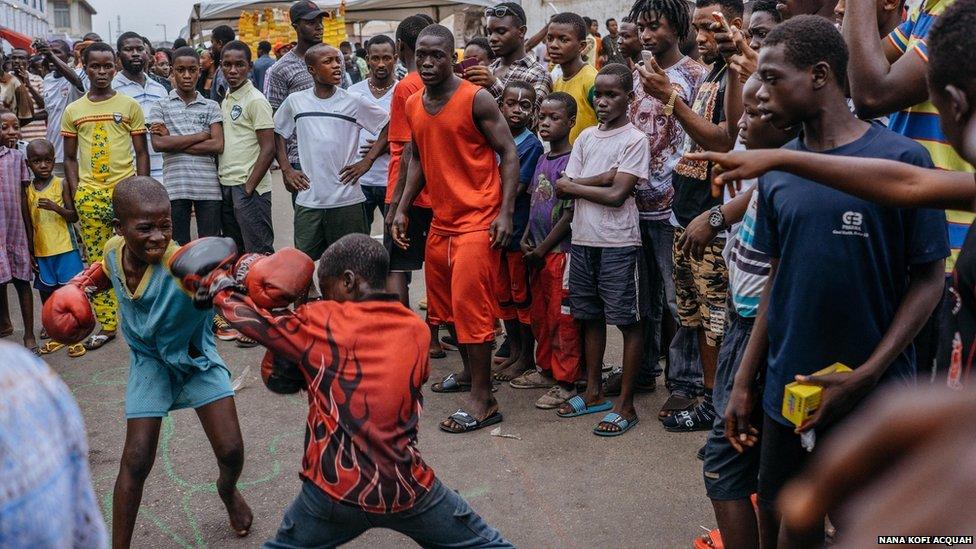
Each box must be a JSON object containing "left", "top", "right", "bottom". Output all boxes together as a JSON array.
[
  {"left": 638, "top": 220, "right": 678, "bottom": 384},
  {"left": 264, "top": 479, "right": 513, "bottom": 548}
]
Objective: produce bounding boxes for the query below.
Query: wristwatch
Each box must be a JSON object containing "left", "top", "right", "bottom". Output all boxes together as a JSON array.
[
  {"left": 707, "top": 205, "right": 726, "bottom": 230},
  {"left": 663, "top": 89, "right": 679, "bottom": 116}
]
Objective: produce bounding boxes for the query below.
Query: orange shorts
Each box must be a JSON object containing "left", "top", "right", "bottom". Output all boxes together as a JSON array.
[
  {"left": 494, "top": 249, "right": 531, "bottom": 324},
  {"left": 425, "top": 231, "right": 501, "bottom": 344}
]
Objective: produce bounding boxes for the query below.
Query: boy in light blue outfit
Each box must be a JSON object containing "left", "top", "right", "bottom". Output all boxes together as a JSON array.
[{"left": 96, "top": 176, "right": 253, "bottom": 546}]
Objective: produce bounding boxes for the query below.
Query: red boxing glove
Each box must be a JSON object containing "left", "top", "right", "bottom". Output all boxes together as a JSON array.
[
  {"left": 260, "top": 350, "right": 306, "bottom": 394},
  {"left": 236, "top": 248, "right": 314, "bottom": 309},
  {"left": 169, "top": 237, "right": 239, "bottom": 294},
  {"left": 42, "top": 283, "right": 96, "bottom": 344}
]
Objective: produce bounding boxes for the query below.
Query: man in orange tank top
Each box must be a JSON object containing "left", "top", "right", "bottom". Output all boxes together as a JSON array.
[{"left": 392, "top": 24, "right": 520, "bottom": 434}]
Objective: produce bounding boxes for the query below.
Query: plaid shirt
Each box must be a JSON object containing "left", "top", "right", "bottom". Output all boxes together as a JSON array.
[{"left": 486, "top": 55, "right": 552, "bottom": 110}]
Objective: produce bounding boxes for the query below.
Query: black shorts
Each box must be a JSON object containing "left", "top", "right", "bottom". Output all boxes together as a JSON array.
[
  {"left": 568, "top": 244, "right": 649, "bottom": 326},
  {"left": 703, "top": 310, "right": 763, "bottom": 500},
  {"left": 384, "top": 206, "right": 432, "bottom": 272},
  {"left": 757, "top": 412, "right": 827, "bottom": 512}
]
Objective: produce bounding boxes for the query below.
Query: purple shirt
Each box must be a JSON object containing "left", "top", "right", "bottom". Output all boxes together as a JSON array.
[
  {"left": 0, "top": 147, "right": 31, "bottom": 282},
  {"left": 527, "top": 152, "right": 573, "bottom": 253}
]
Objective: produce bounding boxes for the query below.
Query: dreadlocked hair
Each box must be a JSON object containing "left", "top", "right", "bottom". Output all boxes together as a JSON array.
[{"left": 627, "top": 0, "right": 692, "bottom": 42}]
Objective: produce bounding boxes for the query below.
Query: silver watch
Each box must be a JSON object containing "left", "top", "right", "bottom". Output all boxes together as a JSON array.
[{"left": 707, "top": 205, "right": 725, "bottom": 230}]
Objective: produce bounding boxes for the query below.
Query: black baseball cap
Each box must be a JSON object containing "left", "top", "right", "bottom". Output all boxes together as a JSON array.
[{"left": 290, "top": 0, "right": 325, "bottom": 23}]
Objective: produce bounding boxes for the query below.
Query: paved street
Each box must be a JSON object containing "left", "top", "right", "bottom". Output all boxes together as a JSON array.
[{"left": 7, "top": 172, "right": 713, "bottom": 548}]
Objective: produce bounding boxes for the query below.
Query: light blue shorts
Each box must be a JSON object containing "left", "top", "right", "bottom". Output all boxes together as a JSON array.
[{"left": 125, "top": 354, "right": 234, "bottom": 419}]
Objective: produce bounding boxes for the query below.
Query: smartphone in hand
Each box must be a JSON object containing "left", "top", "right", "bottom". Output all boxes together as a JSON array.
[
  {"left": 641, "top": 50, "right": 654, "bottom": 67},
  {"left": 453, "top": 57, "right": 480, "bottom": 76}
]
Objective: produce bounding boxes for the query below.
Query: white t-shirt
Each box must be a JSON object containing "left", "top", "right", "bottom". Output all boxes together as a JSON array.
[
  {"left": 566, "top": 123, "right": 650, "bottom": 247},
  {"left": 274, "top": 87, "right": 389, "bottom": 209},
  {"left": 43, "top": 70, "right": 87, "bottom": 163},
  {"left": 347, "top": 80, "right": 394, "bottom": 188}
]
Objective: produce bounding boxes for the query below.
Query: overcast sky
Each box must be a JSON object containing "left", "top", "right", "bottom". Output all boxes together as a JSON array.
[{"left": 90, "top": 0, "right": 199, "bottom": 43}]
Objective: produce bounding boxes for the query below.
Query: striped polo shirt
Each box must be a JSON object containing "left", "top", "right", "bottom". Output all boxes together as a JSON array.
[
  {"left": 146, "top": 90, "right": 223, "bottom": 201},
  {"left": 887, "top": 0, "right": 976, "bottom": 273}
]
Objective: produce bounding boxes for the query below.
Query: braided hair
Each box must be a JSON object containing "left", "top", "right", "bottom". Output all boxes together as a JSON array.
[{"left": 627, "top": 0, "right": 692, "bottom": 43}]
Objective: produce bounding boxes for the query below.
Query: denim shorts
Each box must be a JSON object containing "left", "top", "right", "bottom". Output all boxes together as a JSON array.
[
  {"left": 703, "top": 310, "right": 762, "bottom": 500},
  {"left": 264, "top": 479, "right": 513, "bottom": 548},
  {"left": 568, "top": 244, "right": 649, "bottom": 326}
]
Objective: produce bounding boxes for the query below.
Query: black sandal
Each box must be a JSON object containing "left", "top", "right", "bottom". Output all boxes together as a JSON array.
[{"left": 439, "top": 409, "right": 503, "bottom": 433}]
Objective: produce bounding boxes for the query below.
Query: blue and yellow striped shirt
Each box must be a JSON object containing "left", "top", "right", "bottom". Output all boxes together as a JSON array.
[{"left": 886, "top": 0, "right": 975, "bottom": 273}]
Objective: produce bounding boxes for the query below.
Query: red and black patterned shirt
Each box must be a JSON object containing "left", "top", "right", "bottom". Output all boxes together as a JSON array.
[{"left": 214, "top": 292, "right": 436, "bottom": 513}]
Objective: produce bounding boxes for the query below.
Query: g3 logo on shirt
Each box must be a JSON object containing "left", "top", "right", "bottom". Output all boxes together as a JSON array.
[
  {"left": 230, "top": 105, "right": 243, "bottom": 121},
  {"left": 841, "top": 211, "right": 863, "bottom": 227},
  {"left": 834, "top": 210, "right": 869, "bottom": 238}
]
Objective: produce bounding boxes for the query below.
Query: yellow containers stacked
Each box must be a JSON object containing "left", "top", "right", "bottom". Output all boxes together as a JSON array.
[{"left": 323, "top": 1, "right": 348, "bottom": 46}]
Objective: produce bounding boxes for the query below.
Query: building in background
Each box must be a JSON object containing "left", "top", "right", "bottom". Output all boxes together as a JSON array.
[
  {"left": 0, "top": 0, "right": 50, "bottom": 48},
  {"left": 49, "top": 0, "right": 95, "bottom": 38}
]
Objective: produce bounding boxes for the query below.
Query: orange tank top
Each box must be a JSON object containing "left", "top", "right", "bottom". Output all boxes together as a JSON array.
[{"left": 405, "top": 79, "right": 501, "bottom": 235}]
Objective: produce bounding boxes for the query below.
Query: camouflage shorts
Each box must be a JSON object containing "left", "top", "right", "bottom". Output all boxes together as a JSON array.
[{"left": 673, "top": 227, "right": 728, "bottom": 346}]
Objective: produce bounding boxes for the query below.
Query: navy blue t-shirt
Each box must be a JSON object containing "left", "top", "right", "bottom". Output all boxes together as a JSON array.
[
  {"left": 511, "top": 129, "right": 545, "bottom": 251},
  {"left": 753, "top": 123, "right": 949, "bottom": 426}
]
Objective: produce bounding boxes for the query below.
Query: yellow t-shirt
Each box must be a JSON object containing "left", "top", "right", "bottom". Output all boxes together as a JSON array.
[
  {"left": 553, "top": 64, "right": 598, "bottom": 144},
  {"left": 219, "top": 80, "right": 274, "bottom": 195},
  {"left": 60, "top": 92, "right": 146, "bottom": 189},
  {"left": 26, "top": 177, "right": 75, "bottom": 257}
]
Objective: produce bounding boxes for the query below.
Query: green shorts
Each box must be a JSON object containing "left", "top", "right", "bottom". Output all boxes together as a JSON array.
[{"left": 294, "top": 202, "right": 369, "bottom": 260}]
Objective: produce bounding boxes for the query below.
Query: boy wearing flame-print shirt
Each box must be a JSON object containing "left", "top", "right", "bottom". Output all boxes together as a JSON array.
[{"left": 212, "top": 234, "right": 512, "bottom": 547}]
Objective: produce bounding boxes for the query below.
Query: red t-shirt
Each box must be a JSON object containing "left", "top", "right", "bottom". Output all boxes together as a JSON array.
[
  {"left": 214, "top": 292, "right": 436, "bottom": 513},
  {"left": 405, "top": 79, "right": 501, "bottom": 235},
  {"left": 386, "top": 72, "right": 431, "bottom": 208}
]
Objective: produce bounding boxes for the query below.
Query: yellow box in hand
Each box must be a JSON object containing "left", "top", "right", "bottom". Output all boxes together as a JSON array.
[{"left": 781, "top": 363, "right": 852, "bottom": 426}]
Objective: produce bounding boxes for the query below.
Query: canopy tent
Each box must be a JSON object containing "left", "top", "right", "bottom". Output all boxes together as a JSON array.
[
  {"left": 186, "top": 0, "right": 499, "bottom": 43},
  {"left": 0, "top": 27, "right": 34, "bottom": 52}
]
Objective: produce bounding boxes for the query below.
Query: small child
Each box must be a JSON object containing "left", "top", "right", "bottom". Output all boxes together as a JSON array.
[
  {"left": 520, "top": 92, "right": 582, "bottom": 409},
  {"left": 45, "top": 177, "right": 253, "bottom": 545},
  {"left": 547, "top": 12, "right": 599, "bottom": 143},
  {"left": 208, "top": 234, "right": 511, "bottom": 547},
  {"left": 494, "top": 81, "right": 544, "bottom": 383},
  {"left": 554, "top": 64, "right": 650, "bottom": 436},
  {"left": 0, "top": 109, "right": 35, "bottom": 352},
  {"left": 25, "top": 139, "right": 85, "bottom": 357}
]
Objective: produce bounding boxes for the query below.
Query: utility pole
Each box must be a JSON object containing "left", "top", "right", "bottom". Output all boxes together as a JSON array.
[{"left": 155, "top": 23, "right": 168, "bottom": 43}]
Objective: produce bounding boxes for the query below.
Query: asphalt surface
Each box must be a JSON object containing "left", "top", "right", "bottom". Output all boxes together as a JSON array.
[{"left": 8, "top": 173, "right": 714, "bottom": 548}]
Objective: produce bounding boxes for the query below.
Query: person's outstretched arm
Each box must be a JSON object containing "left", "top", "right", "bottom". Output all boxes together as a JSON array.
[{"left": 690, "top": 149, "right": 976, "bottom": 211}]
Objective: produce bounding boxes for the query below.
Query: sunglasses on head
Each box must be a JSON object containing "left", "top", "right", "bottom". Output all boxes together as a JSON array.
[{"left": 484, "top": 6, "right": 525, "bottom": 23}]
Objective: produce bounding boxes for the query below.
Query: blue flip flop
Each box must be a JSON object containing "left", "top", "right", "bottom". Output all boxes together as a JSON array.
[
  {"left": 556, "top": 395, "right": 613, "bottom": 418},
  {"left": 593, "top": 412, "right": 639, "bottom": 437}
]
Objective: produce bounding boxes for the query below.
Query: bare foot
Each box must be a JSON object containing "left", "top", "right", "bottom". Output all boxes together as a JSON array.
[
  {"left": 494, "top": 352, "right": 532, "bottom": 381},
  {"left": 220, "top": 489, "right": 253, "bottom": 537},
  {"left": 23, "top": 334, "right": 37, "bottom": 354}
]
